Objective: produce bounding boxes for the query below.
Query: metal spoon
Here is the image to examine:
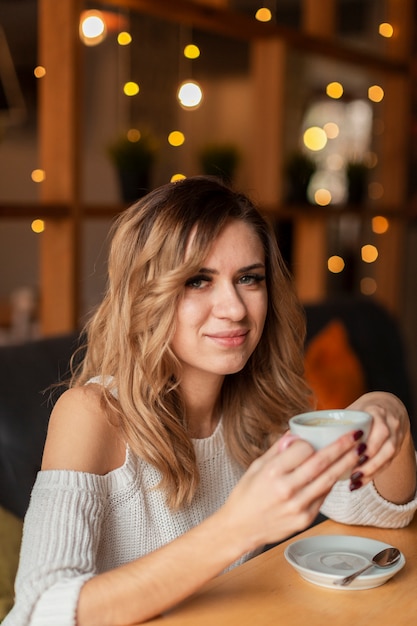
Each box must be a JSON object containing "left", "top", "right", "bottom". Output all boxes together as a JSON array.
[{"left": 333, "top": 547, "right": 401, "bottom": 586}]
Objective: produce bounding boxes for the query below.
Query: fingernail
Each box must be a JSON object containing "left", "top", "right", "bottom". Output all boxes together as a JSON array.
[
  {"left": 277, "top": 434, "right": 300, "bottom": 452},
  {"left": 350, "top": 471, "right": 363, "bottom": 482},
  {"left": 356, "top": 442, "right": 367, "bottom": 455},
  {"left": 349, "top": 480, "right": 363, "bottom": 492},
  {"left": 357, "top": 454, "right": 369, "bottom": 466},
  {"left": 353, "top": 430, "right": 364, "bottom": 441}
]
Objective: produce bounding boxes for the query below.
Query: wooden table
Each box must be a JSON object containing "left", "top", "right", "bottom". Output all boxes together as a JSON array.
[{"left": 148, "top": 515, "right": 417, "bottom": 625}]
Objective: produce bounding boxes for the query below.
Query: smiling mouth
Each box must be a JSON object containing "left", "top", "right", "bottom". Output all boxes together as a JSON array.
[{"left": 206, "top": 331, "right": 249, "bottom": 347}]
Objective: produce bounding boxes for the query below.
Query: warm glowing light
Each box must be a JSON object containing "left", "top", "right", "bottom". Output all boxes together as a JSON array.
[
  {"left": 372, "top": 215, "right": 389, "bottom": 234},
  {"left": 79, "top": 10, "right": 107, "bottom": 46},
  {"left": 361, "top": 277, "right": 377, "bottom": 295},
  {"left": 379, "top": 22, "right": 394, "bottom": 38},
  {"left": 127, "top": 128, "right": 141, "bottom": 142},
  {"left": 323, "top": 122, "right": 339, "bottom": 139},
  {"left": 123, "top": 82, "right": 140, "bottom": 96},
  {"left": 326, "top": 82, "right": 344, "bottom": 99},
  {"left": 31, "top": 169, "right": 46, "bottom": 183},
  {"left": 168, "top": 131, "right": 185, "bottom": 147},
  {"left": 361, "top": 244, "right": 378, "bottom": 263},
  {"left": 369, "top": 181, "right": 384, "bottom": 200},
  {"left": 303, "top": 126, "right": 327, "bottom": 151},
  {"left": 328, "top": 256, "right": 345, "bottom": 273},
  {"left": 368, "top": 85, "right": 384, "bottom": 102},
  {"left": 31, "top": 219, "right": 45, "bottom": 234},
  {"left": 117, "top": 31, "right": 132, "bottom": 45},
  {"left": 255, "top": 8, "right": 272, "bottom": 22},
  {"left": 171, "top": 173, "right": 186, "bottom": 182},
  {"left": 177, "top": 81, "right": 203, "bottom": 109},
  {"left": 184, "top": 44, "right": 200, "bottom": 59},
  {"left": 314, "top": 188, "right": 332, "bottom": 206},
  {"left": 34, "top": 66, "right": 46, "bottom": 78}
]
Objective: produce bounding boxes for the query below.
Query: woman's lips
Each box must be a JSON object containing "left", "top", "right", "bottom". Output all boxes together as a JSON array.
[{"left": 206, "top": 330, "right": 249, "bottom": 347}]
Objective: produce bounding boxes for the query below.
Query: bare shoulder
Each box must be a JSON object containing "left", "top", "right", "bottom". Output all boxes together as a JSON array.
[{"left": 42, "top": 384, "right": 126, "bottom": 475}]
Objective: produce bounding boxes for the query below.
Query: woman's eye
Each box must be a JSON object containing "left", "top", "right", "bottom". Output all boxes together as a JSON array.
[
  {"left": 185, "top": 275, "right": 211, "bottom": 289},
  {"left": 238, "top": 274, "right": 266, "bottom": 286}
]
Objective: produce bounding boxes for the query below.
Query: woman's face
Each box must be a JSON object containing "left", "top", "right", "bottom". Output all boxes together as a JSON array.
[{"left": 171, "top": 219, "right": 268, "bottom": 386}]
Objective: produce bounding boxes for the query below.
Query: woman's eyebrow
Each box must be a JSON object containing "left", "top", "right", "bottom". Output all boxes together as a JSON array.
[{"left": 197, "top": 263, "right": 266, "bottom": 275}]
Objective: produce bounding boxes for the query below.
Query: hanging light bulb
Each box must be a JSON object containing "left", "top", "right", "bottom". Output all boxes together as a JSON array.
[
  {"left": 79, "top": 10, "right": 107, "bottom": 46},
  {"left": 177, "top": 80, "right": 203, "bottom": 110}
]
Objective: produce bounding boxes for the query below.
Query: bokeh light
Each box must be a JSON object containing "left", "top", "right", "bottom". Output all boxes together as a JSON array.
[
  {"left": 184, "top": 44, "right": 200, "bottom": 59},
  {"left": 79, "top": 10, "right": 107, "bottom": 46},
  {"left": 177, "top": 80, "right": 203, "bottom": 109},
  {"left": 303, "top": 126, "right": 328, "bottom": 151},
  {"left": 34, "top": 66, "right": 46, "bottom": 78},
  {"left": 314, "top": 188, "right": 332, "bottom": 206},
  {"left": 255, "top": 8, "right": 272, "bottom": 22},
  {"left": 171, "top": 173, "right": 187, "bottom": 182},
  {"left": 168, "top": 131, "right": 185, "bottom": 147},
  {"left": 368, "top": 85, "right": 384, "bottom": 102},
  {"left": 328, "top": 256, "right": 345, "bottom": 273},
  {"left": 123, "top": 82, "right": 140, "bottom": 96},
  {"left": 326, "top": 82, "right": 344, "bottom": 99},
  {"left": 361, "top": 277, "right": 377, "bottom": 295},
  {"left": 31, "top": 169, "right": 46, "bottom": 183},
  {"left": 361, "top": 244, "right": 378, "bottom": 263},
  {"left": 117, "top": 31, "right": 132, "bottom": 45},
  {"left": 379, "top": 22, "right": 394, "bottom": 38},
  {"left": 31, "top": 219, "right": 45, "bottom": 234},
  {"left": 372, "top": 215, "right": 389, "bottom": 234}
]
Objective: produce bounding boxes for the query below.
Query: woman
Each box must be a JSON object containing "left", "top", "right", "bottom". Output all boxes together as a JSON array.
[{"left": 5, "top": 176, "right": 417, "bottom": 626}]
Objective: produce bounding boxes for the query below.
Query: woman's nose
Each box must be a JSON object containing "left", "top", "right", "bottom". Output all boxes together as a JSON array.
[{"left": 212, "top": 283, "right": 247, "bottom": 320}]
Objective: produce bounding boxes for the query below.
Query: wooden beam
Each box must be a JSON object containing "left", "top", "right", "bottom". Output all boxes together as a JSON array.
[
  {"left": 38, "top": 0, "right": 83, "bottom": 334},
  {"left": 97, "top": 0, "right": 409, "bottom": 74}
]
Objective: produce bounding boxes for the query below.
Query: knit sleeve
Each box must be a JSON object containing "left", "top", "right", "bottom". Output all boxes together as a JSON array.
[
  {"left": 321, "top": 479, "right": 417, "bottom": 528},
  {"left": 3, "top": 469, "right": 107, "bottom": 626}
]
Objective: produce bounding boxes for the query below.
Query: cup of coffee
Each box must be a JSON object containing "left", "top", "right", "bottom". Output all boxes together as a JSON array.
[{"left": 289, "top": 409, "right": 372, "bottom": 479}]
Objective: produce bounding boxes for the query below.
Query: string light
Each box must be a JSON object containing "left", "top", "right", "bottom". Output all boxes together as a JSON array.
[
  {"left": 79, "top": 10, "right": 107, "bottom": 46},
  {"left": 168, "top": 131, "right": 185, "bottom": 147},
  {"left": 361, "top": 244, "right": 378, "bottom": 263},
  {"left": 184, "top": 44, "right": 200, "bottom": 59},
  {"left": 117, "top": 32, "right": 132, "bottom": 46},
  {"left": 368, "top": 85, "right": 384, "bottom": 102},
  {"left": 372, "top": 215, "right": 389, "bottom": 234},
  {"left": 177, "top": 80, "right": 203, "bottom": 110},
  {"left": 303, "top": 127, "right": 327, "bottom": 151},
  {"left": 31, "top": 219, "right": 45, "bottom": 234},
  {"left": 328, "top": 256, "right": 345, "bottom": 273},
  {"left": 255, "top": 8, "right": 272, "bottom": 22},
  {"left": 31, "top": 169, "right": 46, "bottom": 183},
  {"left": 326, "top": 82, "right": 344, "bottom": 99},
  {"left": 123, "top": 82, "right": 140, "bottom": 96},
  {"left": 379, "top": 23, "right": 394, "bottom": 38},
  {"left": 34, "top": 66, "right": 46, "bottom": 78}
]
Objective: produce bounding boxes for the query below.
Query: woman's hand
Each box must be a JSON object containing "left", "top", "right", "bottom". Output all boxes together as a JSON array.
[
  {"left": 347, "top": 392, "right": 416, "bottom": 503},
  {"left": 221, "top": 429, "right": 365, "bottom": 552}
]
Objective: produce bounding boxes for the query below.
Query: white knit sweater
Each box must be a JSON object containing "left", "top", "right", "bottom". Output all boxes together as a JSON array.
[{"left": 4, "top": 418, "right": 417, "bottom": 626}]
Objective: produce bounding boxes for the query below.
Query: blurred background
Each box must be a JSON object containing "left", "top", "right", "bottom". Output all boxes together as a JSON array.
[{"left": 0, "top": 0, "right": 416, "bottom": 411}]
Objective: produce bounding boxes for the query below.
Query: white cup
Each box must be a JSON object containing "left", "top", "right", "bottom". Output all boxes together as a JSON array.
[{"left": 289, "top": 409, "right": 372, "bottom": 479}]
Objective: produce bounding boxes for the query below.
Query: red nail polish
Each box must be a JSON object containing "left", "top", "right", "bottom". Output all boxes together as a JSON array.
[
  {"left": 349, "top": 480, "right": 363, "bottom": 492},
  {"left": 356, "top": 442, "right": 367, "bottom": 455},
  {"left": 353, "top": 430, "right": 364, "bottom": 441},
  {"left": 357, "top": 454, "right": 369, "bottom": 466},
  {"left": 350, "top": 471, "right": 364, "bottom": 482}
]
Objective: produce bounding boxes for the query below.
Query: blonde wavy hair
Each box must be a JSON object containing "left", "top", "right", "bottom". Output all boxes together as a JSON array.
[{"left": 72, "top": 176, "right": 312, "bottom": 509}]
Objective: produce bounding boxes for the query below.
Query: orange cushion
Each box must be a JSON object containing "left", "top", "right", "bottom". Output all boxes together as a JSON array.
[{"left": 304, "top": 319, "right": 366, "bottom": 409}]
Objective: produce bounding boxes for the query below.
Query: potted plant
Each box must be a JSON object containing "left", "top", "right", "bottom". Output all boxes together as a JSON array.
[
  {"left": 285, "top": 151, "right": 317, "bottom": 205},
  {"left": 198, "top": 143, "right": 241, "bottom": 183},
  {"left": 107, "top": 130, "right": 157, "bottom": 203}
]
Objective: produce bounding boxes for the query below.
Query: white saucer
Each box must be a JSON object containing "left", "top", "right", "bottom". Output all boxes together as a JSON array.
[{"left": 284, "top": 535, "right": 405, "bottom": 590}]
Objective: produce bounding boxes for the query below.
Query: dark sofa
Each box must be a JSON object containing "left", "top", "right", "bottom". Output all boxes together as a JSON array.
[{"left": 0, "top": 296, "right": 414, "bottom": 521}]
